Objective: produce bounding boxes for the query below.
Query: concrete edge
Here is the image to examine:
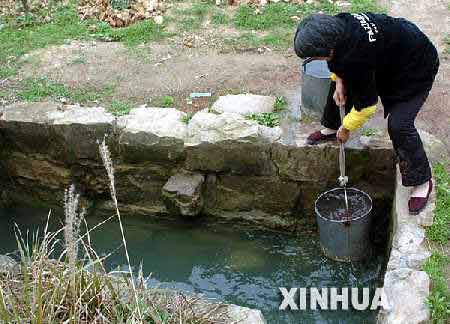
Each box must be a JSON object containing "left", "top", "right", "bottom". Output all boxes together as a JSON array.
[{"left": 377, "top": 165, "right": 435, "bottom": 323}]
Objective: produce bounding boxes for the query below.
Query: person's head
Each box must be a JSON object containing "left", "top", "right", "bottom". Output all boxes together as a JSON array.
[{"left": 294, "top": 14, "right": 346, "bottom": 60}]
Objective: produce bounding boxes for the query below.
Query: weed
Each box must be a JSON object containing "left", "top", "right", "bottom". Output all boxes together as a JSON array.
[
  {"left": 108, "top": 100, "right": 133, "bottom": 116},
  {"left": 423, "top": 162, "right": 450, "bottom": 324},
  {"left": 273, "top": 96, "right": 288, "bottom": 112},
  {"left": 17, "top": 78, "right": 70, "bottom": 101},
  {"left": 111, "top": 0, "right": 131, "bottom": 10},
  {"left": 181, "top": 112, "right": 194, "bottom": 124},
  {"left": 247, "top": 112, "right": 281, "bottom": 127},
  {"left": 361, "top": 127, "right": 378, "bottom": 137},
  {"left": 70, "top": 84, "right": 116, "bottom": 104},
  {"left": 162, "top": 95, "right": 175, "bottom": 107},
  {"left": 423, "top": 253, "right": 450, "bottom": 323},
  {"left": 0, "top": 66, "right": 17, "bottom": 79},
  {"left": 445, "top": 35, "right": 450, "bottom": 54},
  {"left": 234, "top": 3, "right": 315, "bottom": 30},
  {"left": 349, "top": 0, "right": 386, "bottom": 13},
  {"left": 69, "top": 56, "right": 87, "bottom": 65},
  {"left": 109, "top": 20, "right": 171, "bottom": 46},
  {"left": 212, "top": 12, "right": 228, "bottom": 25},
  {"left": 427, "top": 163, "right": 450, "bottom": 243},
  {"left": 0, "top": 141, "right": 228, "bottom": 322},
  {"left": 180, "top": 16, "right": 203, "bottom": 31}
]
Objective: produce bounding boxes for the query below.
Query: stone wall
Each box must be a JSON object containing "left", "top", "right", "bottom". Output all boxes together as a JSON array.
[{"left": 0, "top": 99, "right": 396, "bottom": 231}]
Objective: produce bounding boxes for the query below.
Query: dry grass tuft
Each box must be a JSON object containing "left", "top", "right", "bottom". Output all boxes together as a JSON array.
[{"left": 0, "top": 138, "right": 230, "bottom": 324}]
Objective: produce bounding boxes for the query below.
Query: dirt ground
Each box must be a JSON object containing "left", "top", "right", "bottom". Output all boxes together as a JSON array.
[
  {"left": 13, "top": 1, "right": 448, "bottom": 149},
  {"left": 20, "top": 41, "right": 300, "bottom": 110}
]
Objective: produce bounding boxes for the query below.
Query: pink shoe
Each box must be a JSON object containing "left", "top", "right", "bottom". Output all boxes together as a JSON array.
[{"left": 408, "top": 179, "right": 433, "bottom": 215}]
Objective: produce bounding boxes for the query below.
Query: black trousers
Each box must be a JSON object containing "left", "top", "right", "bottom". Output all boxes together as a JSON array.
[{"left": 321, "top": 83, "right": 431, "bottom": 187}]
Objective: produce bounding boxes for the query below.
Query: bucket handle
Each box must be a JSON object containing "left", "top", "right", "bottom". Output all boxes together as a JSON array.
[{"left": 302, "top": 57, "right": 314, "bottom": 72}]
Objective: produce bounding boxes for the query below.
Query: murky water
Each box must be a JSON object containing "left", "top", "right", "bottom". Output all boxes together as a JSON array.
[
  {"left": 0, "top": 206, "right": 386, "bottom": 323},
  {"left": 316, "top": 188, "right": 372, "bottom": 221}
]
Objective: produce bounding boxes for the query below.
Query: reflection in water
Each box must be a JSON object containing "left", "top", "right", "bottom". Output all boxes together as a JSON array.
[{"left": 0, "top": 206, "right": 386, "bottom": 323}]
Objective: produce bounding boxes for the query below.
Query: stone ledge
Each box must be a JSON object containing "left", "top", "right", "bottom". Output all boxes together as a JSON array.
[
  {"left": 0, "top": 102, "right": 396, "bottom": 229},
  {"left": 378, "top": 166, "right": 435, "bottom": 324}
]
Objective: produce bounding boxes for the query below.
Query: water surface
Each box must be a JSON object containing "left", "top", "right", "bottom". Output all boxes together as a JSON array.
[{"left": 0, "top": 206, "right": 386, "bottom": 323}]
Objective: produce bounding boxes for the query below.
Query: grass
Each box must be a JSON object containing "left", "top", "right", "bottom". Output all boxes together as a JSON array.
[
  {"left": 273, "top": 96, "right": 288, "bottom": 112},
  {"left": 233, "top": 3, "right": 317, "bottom": 30},
  {"left": 150, "top": 95, "right": 175, "bottom": 108},
  {"left": 181, "top": 112, "right": 194, "bottom": 124},
  {"left": 174, "top": 2, "right": 216, "bottom": 31},
  {"left": 423, "top": 163, "right": 450, "bottom": 324},
  {"left": 427, "top": 163, "right": 450, "bottom": 243},
  {"left": 108, "top": 100, "right": 133, "bottom": 116},
  {"left": 0, "top": 140, "right": 226, "bottom": 323},
  {"left": 16, "top": 77, "right": 116, "bottom": 104},
  {"left": 211, "top": 12, "right": 228, "bottom": 25},
  {"left": 349, "top": 0, "right": 386, "bottom": 13},
  {"left": 445, "top": 35, "right": 450, "bottom": 54},
  {"left": 161, "top": 95, "right": 175, "bottom": 107},
  {"left": 361, "top": 127, "right": 378, "bottom": 137},
  {"left": 0, "top": 5, "right": 172, "bottom": 79},
  {"left": 17, "top": 78, "right": 70, "bottom": 101},
  {"left": 247, "top": 112, "right": 281, "bottom": 127},
  {"left": 423, "top": 253, "right": 450, "bottom": 323}
]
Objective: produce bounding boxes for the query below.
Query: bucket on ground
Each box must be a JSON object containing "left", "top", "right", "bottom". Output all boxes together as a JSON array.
[
  {"left": 301, "top": 59, "right": 333, "bottom": 116},
  {"left": 315, "top": 188, "right": 373, "bottom": 262}
]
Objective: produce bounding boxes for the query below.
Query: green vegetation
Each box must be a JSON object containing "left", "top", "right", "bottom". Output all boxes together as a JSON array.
[
  {"left": 423, "top": 253, "right": 450, "bottom": 323},
  {"left": 211, "top": 12, "right": 228, "bottom": 25},
  {"left": 445, "top": 35, "right": 450, "bottom": 54},
  {"left": 111, "top": 0, "right": 131, "bottom": 10},
  {"left": 361, "top": 127, "right": 378, "bottom": 136},
  {"left": 181, "top": 112, "right": 194, "bottom": 124},
  {"left": 247, "top": 112, "right": 281, "bottom": 127},
  {"left": 108, "top": 100, "right": 133, "bottom": 116},
  {"left": 0, "top": 5, "right": 171, "bottom": 79},
  {"left": 273, "top": 96, "right": 288, "bottom": 112},
  {"left": 349, "top": 0, "right": 386, "bottom": 13},
  {"left": 423, "top": 163, "right": 450, "bottom": 324},
  {"left": 151, "top": 95, "right": 175, "bottom": 108},
  {"left": 161, "top": 95, "right": 175, "bottom": 107},
  {"left": 0, "top": 142, "right": 224, "bottom": 323},
  {"left": 17, "top": 77, "right": 116, "bottom": 104},
  {"left": 427, "top": 163, "right": 450, "bottom": 243},
  {"left": 68, "top": 56, "right": 87, "bottom": 65},
  {"left": 17, "top": 78, "right": 70, "bottom": 101},
  {"left": 175, "top": 2, "right": 216, "bottom": 31},
  {"left": 231, "top": 1, "right": 383, "bottom": 49},
  {"left": 234, "top": 4, "right": 318, "bottom": 30}
]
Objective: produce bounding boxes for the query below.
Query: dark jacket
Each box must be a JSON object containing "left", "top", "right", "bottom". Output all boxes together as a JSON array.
[{"left": 327, "top": 12, "right": 439, "bottom": 117}]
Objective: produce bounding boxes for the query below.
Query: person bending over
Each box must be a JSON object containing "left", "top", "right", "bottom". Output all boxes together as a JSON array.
[{"left": 294, "top": 13, "right": 439, "bottom": 215}]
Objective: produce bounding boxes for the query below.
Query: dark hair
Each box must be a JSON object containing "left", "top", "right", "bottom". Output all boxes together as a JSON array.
[{"left": 294, "top": 14, "right": 345, "bottom": 58}]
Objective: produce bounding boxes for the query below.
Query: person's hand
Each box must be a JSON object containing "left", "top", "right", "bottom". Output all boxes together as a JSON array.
[
  {"left": 337, "top": 126, "right": 350, "bottom": 143},
  {"left": 333, "top": 77, "right": 346, "bottom": 106}
]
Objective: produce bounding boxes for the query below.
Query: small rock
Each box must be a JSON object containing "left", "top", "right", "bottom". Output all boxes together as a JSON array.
[
  {"left": 162, "top": 172, "right": 205, "bottom": 217},
  {"left": 153, "top": 15, "right": 164, "bottom": 25},
  {"left": 211, "top": 94, "right": 276, "bottom": 115},
  {"left": 0, "top": 255, "right": 17, "bottom": 274},
  {"left": 379, "top": 269, "right": 430, "bottom": 324}
]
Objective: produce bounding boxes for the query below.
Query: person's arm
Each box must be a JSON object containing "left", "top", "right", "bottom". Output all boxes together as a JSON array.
[
  {"left": 336, "top": 70, "right": 378, "bottom": 142},
  {"left": 341, "top": 105, "right": 377, "bottom": 131},
  {"left": 331, "top": 73, "right": 347, "bottom": 107}
]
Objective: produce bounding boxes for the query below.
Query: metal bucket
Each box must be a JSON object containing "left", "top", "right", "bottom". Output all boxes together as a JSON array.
[
  {"left": 301, "top": 59, "right": 332, "bottom": 117},
  {"left": 315, "top": 188, "right": 373, "bottom": 262}
]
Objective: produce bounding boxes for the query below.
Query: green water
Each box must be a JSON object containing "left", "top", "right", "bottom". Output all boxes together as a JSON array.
[{"left": 0, "top": 206, "right": 386, "bottom": 323}]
